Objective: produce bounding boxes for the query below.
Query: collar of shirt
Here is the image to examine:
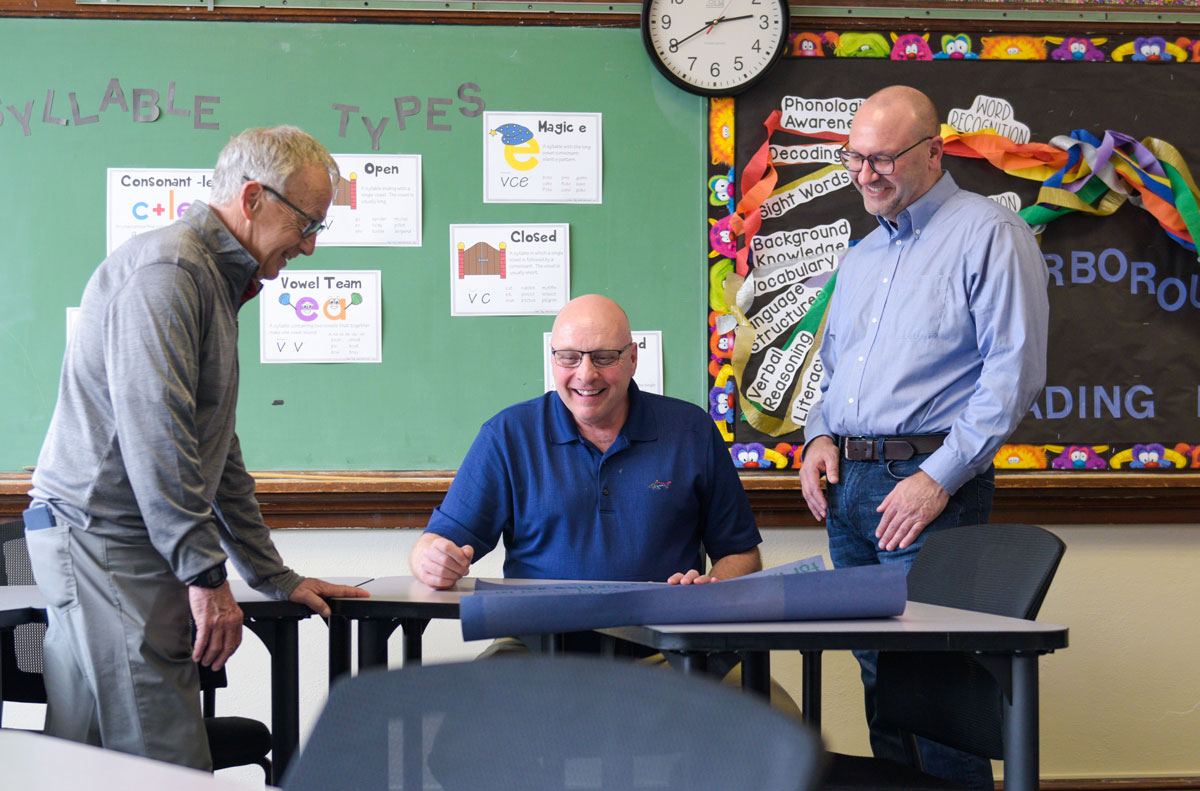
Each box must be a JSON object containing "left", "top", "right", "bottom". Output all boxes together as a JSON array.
[
  {"left": 547, "top": 380, "right": 658, "bottom": 447},
  {"left": 874, "top": 171, "right": 959, "bottom": 242},
  {"left": 181, "top": 201, "right": 261, "bottom": 310}
]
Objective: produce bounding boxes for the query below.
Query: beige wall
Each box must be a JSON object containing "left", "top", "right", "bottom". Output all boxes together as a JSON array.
[{"left": 6, "top": 523, "right": 1198, "bottom": 786}]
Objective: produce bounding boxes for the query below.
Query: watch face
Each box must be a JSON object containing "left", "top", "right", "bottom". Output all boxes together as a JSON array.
[{"left": 642, "top": 0, "right": 789, "bottom": 96}]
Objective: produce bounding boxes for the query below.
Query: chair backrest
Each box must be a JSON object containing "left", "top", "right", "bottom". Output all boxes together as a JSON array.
[
  {"left": 877, "top": 523, "right": 1066, "bottom": 760},
  {"left": 0, "top": 519, "right": 47, "bottom": 704},
  {"left": 283, "top": 655, "right": 826, "bottom": 791},
  {"left": 906, "top": 522, "right": 1066, "bottom": 620}
]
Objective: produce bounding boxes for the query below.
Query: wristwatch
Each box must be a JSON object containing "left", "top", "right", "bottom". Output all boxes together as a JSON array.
[{"left": 190, "top": 564, "right": 228, "bottom": 589}]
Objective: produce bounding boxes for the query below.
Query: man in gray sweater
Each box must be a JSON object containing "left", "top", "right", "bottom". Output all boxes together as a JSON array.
[{"left": 25, "top": 126, "right": 367, "bottom": 769}]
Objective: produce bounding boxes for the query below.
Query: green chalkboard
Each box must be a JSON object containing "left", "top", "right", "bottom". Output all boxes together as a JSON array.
[{"left": 0, "top": 19, "right": 706, "bottom": 471}]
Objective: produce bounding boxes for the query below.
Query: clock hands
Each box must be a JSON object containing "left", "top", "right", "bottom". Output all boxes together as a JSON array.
[{"left": 671, "top": 12, "right": 754, "bottom": 49}]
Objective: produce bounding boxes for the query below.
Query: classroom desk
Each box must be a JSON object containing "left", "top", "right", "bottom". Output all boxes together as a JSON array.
[
  {"left": 328, "top": 577, "right": 580, "bottom": 680},
  {"left": 0, "top": 577, "right": 369, "bottom": 781},
  {"left": 597, "top": 602, "right": 1069, "bottom": 791},
  {"left": 0, "top": 728, "right": 256, "bottom": 791}
]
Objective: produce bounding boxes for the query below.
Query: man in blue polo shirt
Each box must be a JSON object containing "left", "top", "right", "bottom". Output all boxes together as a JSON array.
[{"left": 411, "top": 293, "right": 762, "bottom": 590}]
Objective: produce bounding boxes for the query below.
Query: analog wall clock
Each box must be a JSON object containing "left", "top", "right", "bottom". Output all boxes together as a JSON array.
[{"left": 641, "top": 0, "right": 790, "bottom": 96}]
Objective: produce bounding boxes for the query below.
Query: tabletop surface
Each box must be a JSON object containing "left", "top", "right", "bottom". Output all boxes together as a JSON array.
[
  {"left": 598, "top": 601, "right": 1069, "bottom": 653},
  {"left": 1, "top": 729, "right": 262, "bottom": 790}
]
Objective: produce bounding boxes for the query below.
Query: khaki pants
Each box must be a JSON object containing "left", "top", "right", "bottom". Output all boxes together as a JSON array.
[{"left": 25, "top": 516, "right": 211, "bottom": 770}]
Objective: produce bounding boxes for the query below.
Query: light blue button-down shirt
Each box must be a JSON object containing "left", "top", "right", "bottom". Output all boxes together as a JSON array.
[{"left": 805, "top": 172, "right": 1049, "bottom": 494}]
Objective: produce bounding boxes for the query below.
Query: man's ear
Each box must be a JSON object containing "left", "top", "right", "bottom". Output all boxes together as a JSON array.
[
  {"left": 628, "top": 342, "right": 638, "bottom": 375},
  {"left": 239, "top": 180, "right": 264, "bottom": 221}
]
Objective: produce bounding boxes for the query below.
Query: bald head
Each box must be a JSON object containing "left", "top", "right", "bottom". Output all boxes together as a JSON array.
[
  {"left": 551, "top": 295, "right": 632, "bottom": 347},
  {"left": 855, "top": 86, "right": 940, "bottom": 142}
]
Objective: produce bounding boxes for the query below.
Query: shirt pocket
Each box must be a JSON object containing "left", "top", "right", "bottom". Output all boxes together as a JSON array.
[{"left": 891, "top": 275, "right": 948, "bottom": 339}]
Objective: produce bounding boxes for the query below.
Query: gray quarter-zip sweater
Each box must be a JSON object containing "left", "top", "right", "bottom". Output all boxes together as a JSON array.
[{"left": 31, "top": 202, "right": 302, "bottom": 598}]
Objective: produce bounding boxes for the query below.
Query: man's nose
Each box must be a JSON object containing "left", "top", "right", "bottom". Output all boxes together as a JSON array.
[{"left": 299, "top": 234, "right": 318, "bottom": 255}]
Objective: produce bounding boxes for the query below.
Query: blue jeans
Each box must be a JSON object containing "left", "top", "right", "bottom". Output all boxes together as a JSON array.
[{"left": 826, "top": 454, "right": 996, "bottom": 791}]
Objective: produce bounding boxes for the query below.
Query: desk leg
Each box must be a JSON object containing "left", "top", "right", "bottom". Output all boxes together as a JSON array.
[
  {"left": 801, "top": 651, "right": 822, "bottom": 729},
  {"left": 1003, "top": 653, "right": 1040, "bottom": 791},
  {"left": 401, "top": 618, "right": 429, "bottom": 666},
  {"left": 740, "top": 651, "right": 770, "bottom": 699},
  {"left": 357, "top": 618, "right": 402, "bottom": 671},
  {"left": 244, "top": 615, "right": 302, "bottom": 784},
  {"left": 667, "top": 650, "right": 707, "bottom": 675},
  {"left": 327, "top": 615, "right": 352, "bottom": 684}
]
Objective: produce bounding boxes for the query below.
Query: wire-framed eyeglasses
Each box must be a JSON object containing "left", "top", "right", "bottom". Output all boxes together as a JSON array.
[
  {"left": 551, "top": 342, "right": 634, "bottom": 368},
  {"left": 835, "top": 136, "right": 933, "bottom": 175},
  {"left": 244, "top": 176, "right": 331, "bottom": 238}
]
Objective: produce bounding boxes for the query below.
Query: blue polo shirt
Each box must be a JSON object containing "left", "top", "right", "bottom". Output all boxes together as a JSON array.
[{"left": 426, "top": 382, "right": 760, "bottom": 581}]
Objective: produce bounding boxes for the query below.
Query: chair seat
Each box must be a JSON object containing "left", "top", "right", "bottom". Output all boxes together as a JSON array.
[
  {"left": 824, "top": 752, "right": 967, "bottom": 790},
  {"left": 204, "top": 716, "right": 271, "bottom": 771}
]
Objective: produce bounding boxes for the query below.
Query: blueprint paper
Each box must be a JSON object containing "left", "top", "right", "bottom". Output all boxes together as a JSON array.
[{"left": 460, "top": 563, "right": 905, "bottom": 642}]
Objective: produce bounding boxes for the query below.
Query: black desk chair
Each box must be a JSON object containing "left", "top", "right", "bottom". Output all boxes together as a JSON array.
[
  {"left": 0, "top": 519, "right": 48, "bottom": 716},
  {"left": 825, "top": 523, "right": 1067, "bottom": 790},
  {"left": 283, "top": 655, "right": 827, "bottom": 791},
  {"left": 0, "top": 518, "right": 272, "bottom": 781}
]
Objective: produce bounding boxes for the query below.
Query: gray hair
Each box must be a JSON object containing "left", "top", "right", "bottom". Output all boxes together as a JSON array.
[{"left": 209, "top": 126, "right": 339, "bottom": 204}]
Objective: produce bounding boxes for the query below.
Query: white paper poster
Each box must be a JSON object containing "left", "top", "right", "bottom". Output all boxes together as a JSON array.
[
  {"left": 106, "top": 168, "right": 213, "bottom": 254},
  {"left": 323, "top": 154, "right": 422, "bottom": 247},
  {"left": 543, "top": 331, "right": 663, "bottom": 395},
  {"left": 483, "top": 112, "right": 602, "bottom": 204},
  {"left": 449, "top": 223, "right": 570, "bottom": 316},
  {"left": 258, "top": 270, "right": 382, "bottom": 363}
]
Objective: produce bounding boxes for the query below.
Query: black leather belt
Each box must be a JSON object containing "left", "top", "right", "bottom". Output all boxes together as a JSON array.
[{"left": 839, "top": 434, "right": 948, "bottom": 462}]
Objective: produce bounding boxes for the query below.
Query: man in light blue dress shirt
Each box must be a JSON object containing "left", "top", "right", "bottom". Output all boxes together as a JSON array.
[{"left": 799, "top": 86, "right": 1049, "bottom": 789}]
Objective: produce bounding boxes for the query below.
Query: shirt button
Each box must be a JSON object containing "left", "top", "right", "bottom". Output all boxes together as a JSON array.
[
  {"left": 602, "top": 488, "right": 609, "bottom": 496},
  {"left": 848, "top": 397, "right": 855, "bottom": 404},
  {"left": 882, "top": 278, "right": 888, "bottom": 284},
  {"left": 858, "top": 356, "right": 864, "bottom": 362},
  {"left": 871, "top": 317, "right": 878, "bottom": 323}
]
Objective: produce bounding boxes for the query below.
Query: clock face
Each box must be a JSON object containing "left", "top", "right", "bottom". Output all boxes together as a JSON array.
[{"left": 641, "top": 0, "right": 789, "bottom": 96}]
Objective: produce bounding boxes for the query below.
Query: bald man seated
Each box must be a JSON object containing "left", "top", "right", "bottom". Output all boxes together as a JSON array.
[{"left": 410, "top": 295, "right": 796, "bottom": 712}]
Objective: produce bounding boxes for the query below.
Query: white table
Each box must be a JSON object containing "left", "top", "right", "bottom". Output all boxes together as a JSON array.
[{"left": 0, "top": 729, "right": 264, "bottom": 790}]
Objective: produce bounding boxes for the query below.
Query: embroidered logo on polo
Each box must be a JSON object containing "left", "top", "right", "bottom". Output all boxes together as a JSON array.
[{"left": 649, "top": 480, "right": 672, "bottom": 491}]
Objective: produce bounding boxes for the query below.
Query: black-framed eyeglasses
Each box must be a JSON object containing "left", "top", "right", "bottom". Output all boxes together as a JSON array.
[
  {"left": 244, "top": 176, "right": 331, "bottom": 238},
  {"left": 551, "top": 342, "right": 634, "bottom": 368},
  {"left": 836, "top": 136, "right": 933, "bottom": 175}
]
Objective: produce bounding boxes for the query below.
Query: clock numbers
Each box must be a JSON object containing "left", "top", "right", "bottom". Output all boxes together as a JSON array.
[{"left": 642, "top": 0, "right": 788, "bottom": 96}]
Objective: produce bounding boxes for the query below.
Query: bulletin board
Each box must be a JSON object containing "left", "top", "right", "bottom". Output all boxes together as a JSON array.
[{"left": 707, "top": 29, "right": 1200, "bottom": 474}]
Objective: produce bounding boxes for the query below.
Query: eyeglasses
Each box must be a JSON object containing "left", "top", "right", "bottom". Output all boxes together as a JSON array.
[
  {"left": 551, "top": 342, "right": 634, "bottom": 368},
  {"left": 836, "top": 136, "right": 933, "bottom": 175},
  {"left": 244, "top": 176, "right": 331, "bottom": 238}
]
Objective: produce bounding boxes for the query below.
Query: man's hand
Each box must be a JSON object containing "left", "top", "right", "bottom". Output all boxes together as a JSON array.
[
  {"left": 668, "top": 569, "right": 717, "bottom": 585},
  {"left": 799, "top": 435, "right": 840, "bottom": 521},
  {"left": 668, "top": 547, "right": 761, "bottom": 584},
  {"left": 289, "top": 578, "right": 369, "bottom": 618},
  {"left": 410, "top": 532, "right": 475, "bottom": 589},
  {"left": 875, "top": 470, "right": 950, "bottom": 551},
  {"left": 189, "top": 582, "right": 243, "bottom": 671}
]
